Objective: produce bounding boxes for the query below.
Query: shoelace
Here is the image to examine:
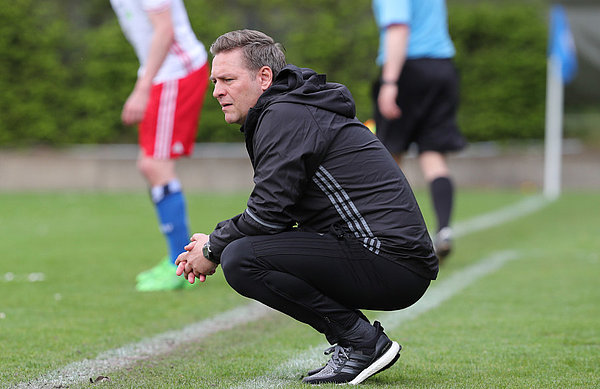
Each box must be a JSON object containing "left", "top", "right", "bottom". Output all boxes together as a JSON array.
[{"left": 323, "top": 345, "right": 351, "bottom": 369}]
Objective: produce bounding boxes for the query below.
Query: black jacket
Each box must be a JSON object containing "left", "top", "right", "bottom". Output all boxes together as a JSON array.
[{"left": 210, "top": 65, "right": 437, "bottom": 279}]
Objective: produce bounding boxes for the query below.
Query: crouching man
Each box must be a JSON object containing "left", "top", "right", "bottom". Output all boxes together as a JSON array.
[{"left": 176, "top": 29, "right": 438, "bottom": 385}]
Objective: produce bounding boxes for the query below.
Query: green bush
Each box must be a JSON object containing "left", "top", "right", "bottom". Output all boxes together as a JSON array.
[
  {"left": 450, "top": 2, "right": 548, "bottom": 141},
  {"left": 0, "top": 1, "right": 549, "bottom": 146},
  {"left": 0, "top": 1, "right": 71, "bottom": 145},
  {"left": 186, "top": 0, "right": 379, "bottom": 143}
]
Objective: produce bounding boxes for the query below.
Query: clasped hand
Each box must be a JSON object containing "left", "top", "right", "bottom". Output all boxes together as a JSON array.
[{"left": 175, "top": 233, "right": 218, "bottom": 284}]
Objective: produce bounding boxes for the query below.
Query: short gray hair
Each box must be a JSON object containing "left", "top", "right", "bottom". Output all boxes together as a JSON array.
[{"left": 210, "top": 29, "right": 287, "bottom": 76}]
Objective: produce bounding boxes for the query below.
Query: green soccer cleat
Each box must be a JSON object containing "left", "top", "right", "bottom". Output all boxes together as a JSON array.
[
  {"left": 136, "top": 257, "right": 172, "bottom": 282},
  {"left": 135, "top": 259, "right": 193, "bottom": 292}
]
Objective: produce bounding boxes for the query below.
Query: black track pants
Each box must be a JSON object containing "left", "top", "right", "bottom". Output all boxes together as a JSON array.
[{"left": 220, "top": 229, "right": 431, "bottom": 344}]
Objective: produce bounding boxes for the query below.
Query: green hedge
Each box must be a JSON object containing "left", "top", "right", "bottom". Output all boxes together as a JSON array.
[
  {"left": 450, "top": 3, "right": 548, "bottom": 141},
  {"left": 0, "top": 1, "right": 549, "bottom": 146},
  {"left": 0, "top": 0, "right": 71, "bottom": 145}
]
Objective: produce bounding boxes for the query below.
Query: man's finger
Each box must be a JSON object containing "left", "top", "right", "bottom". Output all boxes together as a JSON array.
[
  {"left": 184, "top": 240, "right": 196, "bottom": 251},
  {"left": 175, "top": 253, "right": 185, "bottom": 266},
  {"left": 187, "top": 272, "right": 196, "bottom": 284},
  {"left": 176, "top": 262, "right": 186, "bottom": 276},
  {"left": 184, "top": 262, "right": 194, "bottom": 275}
]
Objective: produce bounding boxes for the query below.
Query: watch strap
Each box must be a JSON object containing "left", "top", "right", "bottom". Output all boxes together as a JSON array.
[{"left": 202, "top": 241, "right": 220, "bottom": 264}]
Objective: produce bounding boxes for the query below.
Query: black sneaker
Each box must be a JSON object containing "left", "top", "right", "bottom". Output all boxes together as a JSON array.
[{"left": 302, "top": 321, "right": 401, "bottom": 385}]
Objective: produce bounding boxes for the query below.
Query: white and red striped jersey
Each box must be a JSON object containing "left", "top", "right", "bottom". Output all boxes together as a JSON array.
[{"left": 110, "top": 0, "right": 207, "bottom": 83}]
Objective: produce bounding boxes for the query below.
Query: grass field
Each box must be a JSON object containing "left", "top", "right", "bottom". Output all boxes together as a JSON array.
[{"left": 0, "top": 190, "right": 598, "bottom": 388}]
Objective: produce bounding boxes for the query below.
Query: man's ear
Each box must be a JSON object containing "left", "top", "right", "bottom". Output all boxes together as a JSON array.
[{"left": 258, "top": 66, "right": 273, "bottom": 91}]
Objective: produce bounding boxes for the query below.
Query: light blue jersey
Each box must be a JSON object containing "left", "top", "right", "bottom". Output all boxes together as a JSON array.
[{"left": 373, "top": 0, "right": 455, "bottom": 65}]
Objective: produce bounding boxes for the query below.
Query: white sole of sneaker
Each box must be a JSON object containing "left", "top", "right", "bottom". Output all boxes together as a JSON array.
[{"left": 347, "top": 341, "right": 401, "bottom": 385}]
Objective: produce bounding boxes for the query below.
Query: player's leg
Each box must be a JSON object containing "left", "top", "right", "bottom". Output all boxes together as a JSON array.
[
  {"left": 419, "top": 150, "right": 452, "bottom": 231},
  {"left": 140, "top": 157, "right": 187, "bottom": 267},
  {"left": 134, "top": 79, "right": 191, "bottom": 291},
  {"left": 136, "top": 65, "right": 208, "bottom": 291},
  {"left": 419, "top": 151, "right": 454, "bottom": 260},
  {"left": 414, "top": 59, "right": 466, "bottom": 262},
  {"left": 220, "top": 230, "right": 430, "bottom": 384},
  {"left": 135, "top": 157, "right": 193, "bottom": 291},
  {"left": 137, "top": 156, "right": 190, "bottom": 264}
]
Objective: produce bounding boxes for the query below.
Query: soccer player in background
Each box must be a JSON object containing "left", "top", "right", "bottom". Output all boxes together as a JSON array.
[
  {"left": 111, "top": 0, "right": 209, "bottom": 291},
  {"left": 372, "top": 0, "right": 467, "bottom": 262}
]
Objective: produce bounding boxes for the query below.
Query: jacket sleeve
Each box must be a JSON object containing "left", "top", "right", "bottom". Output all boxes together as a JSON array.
[{"left": 209, "top": 103, "right": 328, "bottom": 261}]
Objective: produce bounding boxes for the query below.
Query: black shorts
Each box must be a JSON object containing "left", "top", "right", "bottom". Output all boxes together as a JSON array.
[{"left": 373, "top": 58, "right": 467, "bottom": 155}]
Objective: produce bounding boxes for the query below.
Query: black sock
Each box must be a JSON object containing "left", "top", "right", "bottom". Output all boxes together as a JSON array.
[
  {"left": 430, "top": 176, "right": 454, "bottom": 232},
  {"left": 338, "top": 318, "right": 377, "bottom": 350}
]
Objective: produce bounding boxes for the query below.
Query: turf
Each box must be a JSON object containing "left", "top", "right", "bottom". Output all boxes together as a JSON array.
[{"left": 0, "top": 190, "right": 598, "bottom": 388}]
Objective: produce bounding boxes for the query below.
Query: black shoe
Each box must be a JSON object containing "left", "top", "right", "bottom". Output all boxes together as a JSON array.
[
  {"left": 434, "top": 227, "right": 453, "bottom": 262},
  {"left": 302, "top": 321, "right": 401, "bottom": 385}
]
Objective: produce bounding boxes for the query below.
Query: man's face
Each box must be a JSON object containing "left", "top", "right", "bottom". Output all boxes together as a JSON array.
[{"left": 210, "top": 49, "right": 270, "bottom": 125}]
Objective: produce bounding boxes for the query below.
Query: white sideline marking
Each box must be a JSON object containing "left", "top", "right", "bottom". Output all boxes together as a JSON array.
[
  {"left": 12, "top": 301, "right": 273, "bottom": 389},
  {"left": 453, "top": 195, "right": 549, "bottom": 238},
  {"left": 232, "top": 250, "right": 521, "bottom": 388},
  {"left": 13, "top": 195, "right": 548, "bottom": 388}
]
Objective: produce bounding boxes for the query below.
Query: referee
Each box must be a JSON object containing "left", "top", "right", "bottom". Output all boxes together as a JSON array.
[{"left": 372, "top": 0, "right": 467, "bottom": 262}]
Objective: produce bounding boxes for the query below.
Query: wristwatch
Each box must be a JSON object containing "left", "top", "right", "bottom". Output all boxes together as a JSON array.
[{"left": 202, "top": 240, "right": 219, "bottom": 264}]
